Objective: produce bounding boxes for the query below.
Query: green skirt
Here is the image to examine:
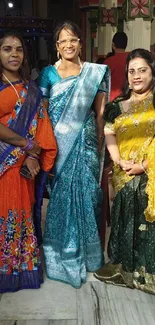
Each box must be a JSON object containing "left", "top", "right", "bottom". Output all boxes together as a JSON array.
[{"left": 94, "top": 173, "right": 155, "bottom": 294}]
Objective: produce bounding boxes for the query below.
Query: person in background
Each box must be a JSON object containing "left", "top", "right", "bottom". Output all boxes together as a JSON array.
[
  {"left": 96, "top": 57, "right": 105, "bottom": 64},
  {"left": 31, "top": 59, "right": 48, "bottom": 81},
  {"left": 38, "top": 20, "right": 110, "bottom": 288},
  {"left": 94, "top": 48, "right": 155, "bottom": 295},
  {"left": 0, "top": 31, "right": 57, "bottom": 292},
  {"left": 104, "top": 31, "right": 128, "bottom": 101},
  {"left": 150, "top": 44, "right": 155, "bottom": 57},
  {"left": 100, "top": 32, "right": 129, "bottom": 243},
  {"left": 105, "top": 50, "right": 115, "bottom": 59}
]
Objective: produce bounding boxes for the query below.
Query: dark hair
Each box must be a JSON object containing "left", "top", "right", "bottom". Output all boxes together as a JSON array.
[
  {"left": 37, "top": 59, "right": 48, "bottom": 71},
  {"left": 0, "top": 30, "right": 30, "bottom": 82},
  {"left": 54, "top": 21, "right": 81, "bottom": 45},
  {"left": 96, "top": 57, "right": 104, "bottom": 64},
  {"left": 106, "top": 50, "right": 115, "bottom": 59},
  {"left": 118, "top": 48, "right": 155, "bottom": 108},
  {"left": 150, "top": 44, "right": 155, "bottom": 53},
  {"left": 112, "top": 32, "right": 128, "bottom": 50}
]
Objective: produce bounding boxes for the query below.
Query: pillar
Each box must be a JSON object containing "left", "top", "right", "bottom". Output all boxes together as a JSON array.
[
  {"left": 36, "top": 0, "right": 48, "bottom": 18},
  {"left": 35, "top": 0, "right": 48, "bottom": 60},
  {"left": 80, "top": 10, "right": 87, "bottom": 61},
  {"left": 98, "top": 0, "right": 118, "bottom": 57},
  {"left": 123, "top": 0, "right": 153, "bottom": 51},
  {"left": 89, "top": 7, "right": 99, "bottom": 61}
]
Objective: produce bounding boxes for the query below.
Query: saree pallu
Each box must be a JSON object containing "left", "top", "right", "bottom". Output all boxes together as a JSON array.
[
  {"left": 95, "top": 96, "right": 155, "bottom": 294},
  {"left": 43, "top": 63, "right": 110, "bottom": 288},
  {"left": 0, "top": 81, "right": 57, "bottom": 292}
]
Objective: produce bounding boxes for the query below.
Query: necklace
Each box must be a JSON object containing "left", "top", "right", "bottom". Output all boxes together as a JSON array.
[
  {"left": 2, "top": 73, "right": 20, "bottom": 101},
  {"left": 128, "top": 93, "right": 153, "bottom": 127},
  {"left": 55, "top": 56, "right": 83, "bottom": 72},
  {"left": 78, "top": 56, "right": 83, "bottom": 70}
]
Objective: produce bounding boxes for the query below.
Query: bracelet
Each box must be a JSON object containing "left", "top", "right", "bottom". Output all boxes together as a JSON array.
[
  {"left": 28, "top": 152, "right": 39, "bottom": 158},
  {"left": 23, "top": 139, "right": 34, "bottom": 151},
  {"left": 27, "top": 154, "right": 39, "bottom": 160},
  {"left": 115, "top": 157, "right": 122, "bottom": 165},
  {"left": 49, "top": 173, "right": 54, "bottom": 178},
  {"left": 141, "top": 161, "right": 147, "bottom": 173}
]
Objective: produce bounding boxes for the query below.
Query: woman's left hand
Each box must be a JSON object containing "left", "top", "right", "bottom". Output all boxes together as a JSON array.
[
  {"left": 23, "top": 157, "right": 40, "bottom": 179},
  {"left": 124, "top": 162, "right": 144, "bottom": 176}
]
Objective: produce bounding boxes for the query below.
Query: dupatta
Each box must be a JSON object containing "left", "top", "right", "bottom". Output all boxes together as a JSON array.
[
  {"left": 0, "top": 81, "right": 42, "bottom": 176},
  {"left": 49, "top": 62, "right": 110, "bottom": 186},
  {"left": 112, "top": 95, "right": 155, "bottom": 222}
]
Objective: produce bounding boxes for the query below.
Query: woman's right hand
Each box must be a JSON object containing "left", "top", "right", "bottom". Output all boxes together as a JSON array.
[
  {"left": 23, "top": 157, "right": 40, "bottom": 179},
  {"left": 119, "top": 159, "right": 134, "bottom": 170},
  {"left": 119, "top": 160, "right": 145, "bottom": 176}
]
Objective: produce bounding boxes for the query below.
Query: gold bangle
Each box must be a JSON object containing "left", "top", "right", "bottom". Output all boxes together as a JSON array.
[
  {"left": 141, "top": 161, "right": 147, "bottom": 173},
  {"left": 27, "top": 152, "right": 39, "bottom": 158}
]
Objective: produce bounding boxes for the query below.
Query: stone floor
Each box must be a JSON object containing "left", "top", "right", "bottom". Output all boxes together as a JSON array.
[{"left": 1, "top": 201, "right": 155, "bottom": 325}]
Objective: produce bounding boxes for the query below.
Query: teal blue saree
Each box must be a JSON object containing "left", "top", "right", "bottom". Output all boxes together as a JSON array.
[{"left": 39, "top": 62, "right": 110, "bottom": 287}]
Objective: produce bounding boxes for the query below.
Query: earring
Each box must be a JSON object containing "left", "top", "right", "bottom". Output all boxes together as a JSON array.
[
  {"left": 129, "top": 84, "right": 132, "bottom": 90},
  {"left": 57, "top": 51, "right": 60, "bottom": 60},
  {"left": 79, "top": 48, "right": 82, "bottom": 57}
]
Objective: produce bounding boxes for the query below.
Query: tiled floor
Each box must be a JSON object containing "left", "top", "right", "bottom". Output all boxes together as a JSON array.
[{"left": 1, "top": 200, "right": 155, "bottom": 325}]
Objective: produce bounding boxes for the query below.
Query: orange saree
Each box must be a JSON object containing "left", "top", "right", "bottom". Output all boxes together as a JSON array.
[{"left": 0, "top": 81, "right": 57, "bottom": 292}]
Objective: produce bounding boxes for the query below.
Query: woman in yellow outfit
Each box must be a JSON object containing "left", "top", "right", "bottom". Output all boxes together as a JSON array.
[{"left": 94, "top": 48, "right": 155, "bottom": 294}]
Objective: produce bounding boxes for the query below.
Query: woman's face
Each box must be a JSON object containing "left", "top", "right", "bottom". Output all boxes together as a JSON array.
[
  {"left": 0, "top": 36, "right": 24, "bottom": 74},
  {"left": 128, "top": 57, "right": 152, "bottom": 94},
  {"left": 56, "top": 28, "right": 81, "bottom": 61}
]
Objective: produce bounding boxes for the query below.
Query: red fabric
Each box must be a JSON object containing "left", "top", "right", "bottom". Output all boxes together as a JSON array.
[{"left": 104, "top": 52, "right": 129, "bottom": 101}]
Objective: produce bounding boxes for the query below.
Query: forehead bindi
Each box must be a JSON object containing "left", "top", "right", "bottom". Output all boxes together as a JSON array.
[{"left": 2, "top": 36, "right": 22, "bottom": 48}]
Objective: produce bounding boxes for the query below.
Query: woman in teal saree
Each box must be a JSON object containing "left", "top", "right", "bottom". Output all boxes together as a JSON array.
[{"left": 39, "top": 21, "right": 110, "bottom": 288}]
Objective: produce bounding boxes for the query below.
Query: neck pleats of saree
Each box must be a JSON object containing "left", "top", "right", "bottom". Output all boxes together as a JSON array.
[{"left": 113, "top": 94, "right": 155, "bottom": 222}]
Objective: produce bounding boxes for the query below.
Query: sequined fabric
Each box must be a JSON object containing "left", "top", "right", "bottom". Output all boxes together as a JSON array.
[
  {"left": 94, "top": 99, "right": 155, "bottom": 294},
  {"left": 95, "top": 174, "right": 155, "bottom": 294}
]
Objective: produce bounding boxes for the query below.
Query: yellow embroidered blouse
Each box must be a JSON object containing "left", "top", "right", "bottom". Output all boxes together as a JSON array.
[{"left": 104, "top": 95, "right": 155, "bottom": 222}]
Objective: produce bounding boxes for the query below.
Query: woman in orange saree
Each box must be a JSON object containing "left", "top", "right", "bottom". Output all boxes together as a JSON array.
[{"left": 0, "top": 31, "right": 57, "bottom": 292}]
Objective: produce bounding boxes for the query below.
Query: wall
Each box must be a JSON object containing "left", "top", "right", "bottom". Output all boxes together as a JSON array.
[{"left": 151, "top": 19, "right": 155, "bottom": 45}]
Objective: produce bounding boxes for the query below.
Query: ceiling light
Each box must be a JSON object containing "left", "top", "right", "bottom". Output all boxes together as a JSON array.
[{"left": 8, "top": 2, "right": 14, "bottom": 8}]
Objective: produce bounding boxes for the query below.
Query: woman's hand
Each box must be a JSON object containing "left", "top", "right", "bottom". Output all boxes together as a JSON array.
[
  {"left": 27, "top": 140, "right": 41, "bottom": 155},
  {"left": 23, "top": 157, "right": 40, "bottom": 179},
  {"left": 120, "top": 160, "right": 144, "bottom": 175},
  {"left": 119, "top": 159, "right": 134, "bottom": 170},
  {"left": 126, "top": 163, "right": 144, "bottom": 176}
]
